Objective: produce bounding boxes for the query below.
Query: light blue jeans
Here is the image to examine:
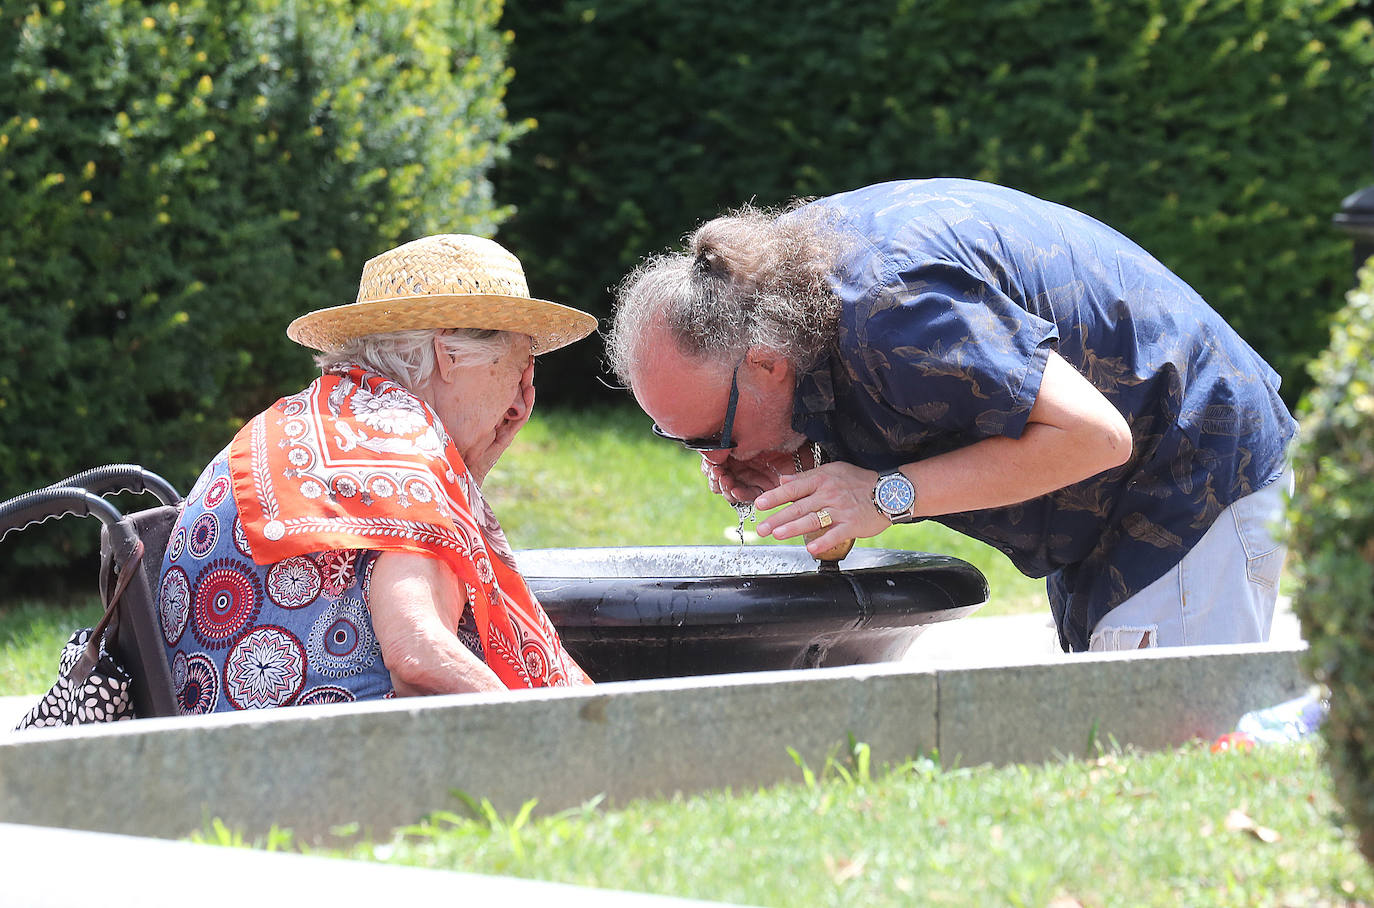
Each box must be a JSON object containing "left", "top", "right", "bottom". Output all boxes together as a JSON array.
[{"left": 1089, "top": 466, "right": 1294, "bottom": 651}]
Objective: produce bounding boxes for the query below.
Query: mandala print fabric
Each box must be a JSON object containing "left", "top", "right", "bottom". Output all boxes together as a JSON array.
[{"left": 159, "top": 453, "right": 395, "bottom": 713}]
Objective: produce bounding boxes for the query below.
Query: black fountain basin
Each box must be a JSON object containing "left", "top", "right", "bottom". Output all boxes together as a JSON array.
[{"left": 520, "top": 546, "right": 989, "bottom": 682}]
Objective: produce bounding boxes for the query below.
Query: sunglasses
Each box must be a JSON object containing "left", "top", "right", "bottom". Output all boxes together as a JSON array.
[{"left": 651, "top": 360, "right": 742, "bottom": 451}]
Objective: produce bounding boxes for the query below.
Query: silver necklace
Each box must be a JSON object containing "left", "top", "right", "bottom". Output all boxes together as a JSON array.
[{"left": 793, "top": 442, "right": 824, "bottom": 474}]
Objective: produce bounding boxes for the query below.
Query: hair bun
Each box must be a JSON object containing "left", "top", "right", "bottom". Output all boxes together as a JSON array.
[{"left": 693, "top": 247, "right": 717, "bottom": 275}]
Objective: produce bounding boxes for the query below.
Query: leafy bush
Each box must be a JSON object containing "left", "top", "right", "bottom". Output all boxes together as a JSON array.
[
  {"left": 497, "top": 0, "right": 1374, "bottom": 404},
  {"left": 1291, "top": 258, "right": 1374, "bottom": 864},
  {"left": 0, "top": 0, "right": 523, "bottom": 584}
]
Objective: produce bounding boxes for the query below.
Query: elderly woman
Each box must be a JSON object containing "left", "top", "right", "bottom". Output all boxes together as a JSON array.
[{"left": 155, "top": 235, "right": 596, "bottom": 712}]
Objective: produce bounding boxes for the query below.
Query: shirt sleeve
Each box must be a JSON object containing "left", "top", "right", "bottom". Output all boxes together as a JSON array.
[{"left": 852, "top": 259, "right": 1059, "bottom": 441}]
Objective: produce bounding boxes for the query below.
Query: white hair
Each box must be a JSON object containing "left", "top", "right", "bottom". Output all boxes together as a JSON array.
[{"left": 314, "top": 328, "right": 524, "bottom": 390}]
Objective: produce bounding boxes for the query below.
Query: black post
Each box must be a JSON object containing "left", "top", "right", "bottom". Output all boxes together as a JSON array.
[
  {"left": 1333, "top": 134, "right": 1374, "bottom": 283},
  {"left": 1333, "top": 184, "right": 1374, "bottom": 282}
]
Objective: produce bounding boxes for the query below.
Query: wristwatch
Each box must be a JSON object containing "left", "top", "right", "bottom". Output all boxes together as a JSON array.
[{"left": 872, "top": 469, "right": 918, "bottom": 524}]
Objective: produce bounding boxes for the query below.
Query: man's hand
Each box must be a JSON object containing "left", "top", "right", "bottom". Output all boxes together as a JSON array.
[
  {"left": 754, "top": 461, "right": 891, "bottom": 556},
  {"left": 702, "top": 445, "right": 810, "bottom": 505}
]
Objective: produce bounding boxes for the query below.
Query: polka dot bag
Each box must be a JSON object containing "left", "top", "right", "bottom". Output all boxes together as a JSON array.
[{"left": 13, "top": 540, "right": 143, "bottom": 729}]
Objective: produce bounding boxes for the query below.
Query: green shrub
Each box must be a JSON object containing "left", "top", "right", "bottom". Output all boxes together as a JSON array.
[
  {"left": 0, "top": 0, "right": 523, "bottom": 584},
  {"left": 1291, "top": 258, "right": 1374, "bottom": 864},
  {"left": 497, "top": 0, "right": 1374, "bottom": 405}
]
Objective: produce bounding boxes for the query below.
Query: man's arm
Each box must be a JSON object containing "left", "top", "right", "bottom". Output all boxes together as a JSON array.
[
  {"left": 754, "top": 351, "right": 1133, "bottom": 553},
  {"left": 368, "top": 552, "right": 506, "bottom": 695}
]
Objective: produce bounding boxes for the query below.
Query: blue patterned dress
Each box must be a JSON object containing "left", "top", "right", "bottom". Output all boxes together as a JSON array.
[{"left": 156, "top": 450, "right": 484, "bottom": 713}]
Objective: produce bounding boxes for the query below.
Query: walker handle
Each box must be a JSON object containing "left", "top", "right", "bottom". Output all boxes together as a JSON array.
[{"left": 0, "top": 486, "right": 124, "bottom": 543}]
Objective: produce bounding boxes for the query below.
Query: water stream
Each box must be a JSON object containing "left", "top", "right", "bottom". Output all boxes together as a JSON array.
[{"left": 731, "top": 500, "right": 754, "bottom": 547}]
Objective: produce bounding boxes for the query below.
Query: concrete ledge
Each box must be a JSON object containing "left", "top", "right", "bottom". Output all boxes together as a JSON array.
[
  {"left": 0, "top": 642, "right": 1307, "bottom": 843},
  {"left": 0, "top": 822, "right": 739, "bottom": 907},
  {"left": 0, "top": 664, "right": 939, "bottom": 842},
  {"left": 935, "top": 642, "right": 1309, "bottom": 765}
]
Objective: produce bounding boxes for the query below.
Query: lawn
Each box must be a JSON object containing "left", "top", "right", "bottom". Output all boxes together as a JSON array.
[
  {"left": 203, "top": 739, "right": 1373, "bottom": 907},
  {"left": 0, "top": 599, "right": 103, "bottom": 698}
]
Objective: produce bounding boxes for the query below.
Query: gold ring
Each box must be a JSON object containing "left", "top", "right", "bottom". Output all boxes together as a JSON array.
[{"left": 815, "top": 508, "right": 833, "bottom": 529}]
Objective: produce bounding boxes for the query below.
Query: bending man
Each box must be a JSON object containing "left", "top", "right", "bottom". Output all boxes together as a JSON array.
[{"left": 607, "top": 179, "right": 1296, "bottom": 653}]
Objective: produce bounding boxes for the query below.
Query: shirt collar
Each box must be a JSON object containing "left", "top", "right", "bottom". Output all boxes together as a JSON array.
[{"left": 791, "top": 355, "right": 838, "bottom": 447}]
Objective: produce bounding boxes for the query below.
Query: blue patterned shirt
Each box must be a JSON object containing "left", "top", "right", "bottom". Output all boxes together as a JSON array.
[{"left": 792, "top": 179, "right": 1296, "bottom": 651}]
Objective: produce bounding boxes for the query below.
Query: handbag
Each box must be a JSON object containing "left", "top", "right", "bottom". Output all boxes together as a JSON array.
[{"left": 14, "top": 538, "right": 145, "bottom": 730}]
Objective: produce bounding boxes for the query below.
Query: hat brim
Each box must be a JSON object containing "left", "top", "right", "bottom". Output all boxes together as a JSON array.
[{"left": 286, "top": 293, "right": 598, "bottom": 355}]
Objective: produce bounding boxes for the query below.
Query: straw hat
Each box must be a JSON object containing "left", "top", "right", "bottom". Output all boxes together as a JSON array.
[{"left": 286, "top": 234, "right": 597, "bottom": 355}]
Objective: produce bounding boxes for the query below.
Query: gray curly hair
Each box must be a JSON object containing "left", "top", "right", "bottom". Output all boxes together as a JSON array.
[
  {"left": 314, "top": 328, "right": 524, "bottom": 391},
  {"left": 606, "top": 201, "right": 851, "bottom": 387}
]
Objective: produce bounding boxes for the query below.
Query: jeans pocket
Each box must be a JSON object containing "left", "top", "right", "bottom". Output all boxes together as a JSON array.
[
  {"left": 1229, "top": 481, "right": 1287, "bottom": 590},
  {"left": 1243, "top": 547, "right": 1284, "bottom": 590}
]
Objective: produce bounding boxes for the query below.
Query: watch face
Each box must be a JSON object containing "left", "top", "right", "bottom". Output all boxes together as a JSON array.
[{"left": 877, "top": 474, "right": 915, "bottom": 514}]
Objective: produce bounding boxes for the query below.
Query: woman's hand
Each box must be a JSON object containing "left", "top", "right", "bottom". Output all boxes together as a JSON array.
[
  {"left": 753, "top": 461, "right": 890, "bottom": 557},
  {"left": 468, "top": 357, "right": 536, "bottom": 485}
]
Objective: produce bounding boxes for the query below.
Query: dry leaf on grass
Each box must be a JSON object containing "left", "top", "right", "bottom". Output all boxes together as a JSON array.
[
  {"left": 824, "top": 854, "right": 866, "bottom": 884},
  {"left": 1224, "top": 808, "right": 1282, "bottom": 843}
]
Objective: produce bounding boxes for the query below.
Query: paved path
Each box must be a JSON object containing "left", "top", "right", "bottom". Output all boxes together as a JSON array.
[
  {"left": 1, "top": 822, "right": 745, "bottom": 907},
  {"left": 901, "top": 596, "right": 1303, "bottom": 667}
]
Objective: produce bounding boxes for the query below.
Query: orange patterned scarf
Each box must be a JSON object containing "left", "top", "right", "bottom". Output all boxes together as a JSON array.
[{"left": 227, "top": 365, "right": 589, "bottom": 689}]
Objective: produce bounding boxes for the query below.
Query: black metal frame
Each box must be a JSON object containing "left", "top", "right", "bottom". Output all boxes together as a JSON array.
[{"left": 0, "top": 465, "right": 182, "bottom": 719}]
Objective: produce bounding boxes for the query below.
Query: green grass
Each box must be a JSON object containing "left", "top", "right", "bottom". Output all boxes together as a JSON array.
[
  {"left": 201, "top": 739, "right": 1373, "bottom": 907},
  {"left": 485, "top": 406, "right": 1046, "bottom": 617},
  {"left": 0, "top": 598, "right": 103, "bottom": 696}
]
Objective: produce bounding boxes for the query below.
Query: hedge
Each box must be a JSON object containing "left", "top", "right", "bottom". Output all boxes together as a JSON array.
[
  {"left": 1291, "top": 258, "right": 1374, "bottom": 865},
  {"left": 496, "top": 0, "right": 1374, "bottom": 406},
  {"left": 0, "top": 0, "right": 523, "bottom": 585}
]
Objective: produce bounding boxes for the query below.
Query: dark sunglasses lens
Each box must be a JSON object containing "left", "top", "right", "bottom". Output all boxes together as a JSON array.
[
  {"left": 651, "top": 424, "right": 720, "bottom": 450},
  {"left": 651, "top": 424, "right": 732, "bottom": 451}
]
